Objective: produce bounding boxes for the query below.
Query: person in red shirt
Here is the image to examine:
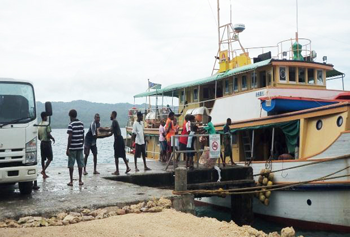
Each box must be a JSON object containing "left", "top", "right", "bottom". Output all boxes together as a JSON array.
[{"left": 165, "top": 112, "right": 175, "bottom": 160}]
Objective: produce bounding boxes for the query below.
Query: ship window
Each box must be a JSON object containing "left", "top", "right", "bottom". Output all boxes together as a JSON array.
[
  {"left": 259, "top": 71, "right": 266, "bottom": 88},
  {"left": 193, "top": 89, "right": 198, "bottom": 101},
  {"left": 267, "top": 71, "right": 272, "bottom": 86},
  {"left": 298, "top": 68, "right": 305, "bottom": 83},
  {"left": 317, "top": 70, "right": 324, "bottom": 85},
  {"left": 242, "top": 76, "right": 247, "bottom": 90},
  {"left": 289, "top": 67, "right": 296, "bottom": 83},
  {"left": 180, "top": 91, "right": 185, "bottom": 102},
  {"left": 224, "top": 80, "right": 229, "bottom": 94},
  {"left": 308, "top": 69, "right": 315, "bottom": 84},
  {"left": 316, "top": 120, "right": 323, "bottom": 130},
  {"left": 233, "top": 77, "right": 238, "bottom": 92},
  {"left": 251, "top": 72, "right": 257, "bottom": 88},
  {"left": 279, "top": 67, "right": 286, "bottom": 82},
  {"left": 203, "top": 88, "right": 209, "bottom": 99},
  {"left": 337, "top": 116, "right": 343, "bottom": 127}
]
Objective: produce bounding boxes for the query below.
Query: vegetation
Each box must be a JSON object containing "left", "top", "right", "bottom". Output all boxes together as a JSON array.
[{"left": 36, "top": 100, "right": 147, "bottom": 128}]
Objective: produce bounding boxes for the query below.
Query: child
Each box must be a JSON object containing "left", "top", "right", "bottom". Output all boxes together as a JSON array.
[{"left": 186, "top": 124, "right": 197, "bottom": 170}]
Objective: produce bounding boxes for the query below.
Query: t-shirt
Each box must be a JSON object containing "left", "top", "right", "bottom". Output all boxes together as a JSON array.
[
  {"left": 179, "top": 122, "right": 189, "bottom": 145},
  {"left": 38, "top": 121, "right": 51, "bottom": 142},
  {"left": 187, "top": 131, "right": 195, "bottom": 149},
  {"left": 159, "top": 125, "right": 165, "bottom": 142},
  {"left": 132, "top": 121, "right": 145, "bottom": 145},
  {"left": 67, "top": 119, "right": 84, "bottom": 150},
  {"left": 204, "top": 121, "right": 216, "bottom": 134},
  {"left": 223, "top": 124, "right": 231, "bottom": 145},
  {"left": 111, "top": 119, "right": 121, "bottom": 139},
  {"left": 85, "top": 121, "right": 100, "bottom": 146},
  {"left": 165, "top": 118, "right": 175, "bottom": 142}
]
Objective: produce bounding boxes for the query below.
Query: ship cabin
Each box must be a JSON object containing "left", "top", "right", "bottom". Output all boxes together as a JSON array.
[{"left": 130, "top": 38, "right": 346, "bottom": 162}]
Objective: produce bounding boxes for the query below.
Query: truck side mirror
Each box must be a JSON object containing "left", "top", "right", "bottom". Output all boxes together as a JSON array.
[{"left": 45, "top": 102, "right": 53, "bottom": 116}]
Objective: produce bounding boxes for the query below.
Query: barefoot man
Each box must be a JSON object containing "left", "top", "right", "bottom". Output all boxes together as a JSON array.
[
  {"left": 38, "top": 112, "right": 55, "bottom": 179},
  {"left": 110, "top": 111, "right": 131, "bottom": 175},
  {"left": 66, "top": 109, "right": 85, "bottom": 186},
  {"left": 132, "top": 112, "right": 151, "bottom": 172},
  {"left": 83, "top": 113, "right": 100, "bottom": 175}
]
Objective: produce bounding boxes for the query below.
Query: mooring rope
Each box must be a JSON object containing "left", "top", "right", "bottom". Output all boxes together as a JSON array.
[
  {"left": 173, "top": 165, "right": 350, "bottom": 196},
  {"left": 253, "top": 154, "right": 350, "bottom": 177}
]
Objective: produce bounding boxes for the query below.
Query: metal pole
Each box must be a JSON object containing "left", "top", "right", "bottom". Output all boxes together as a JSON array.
[
  {"left": 172, "top": 135, "right": 176, "bottom": 171},
  {"left": 342, "top": 74, "right": 345, "bottom": 91},
  {"left": 251, "top": 130, "right": 255, "bottom": 160},
  {"left": 172, "top": 90, "right": 174, "bottom": 111},
  {"left": 270, "top": 128, "right": 275, "bottom": 158},
  {"left": 217, "top": 0, "right": 221, "bottom": 53},
  {"left": 215, "top": 80, "right": 217, "bottom": 99}
]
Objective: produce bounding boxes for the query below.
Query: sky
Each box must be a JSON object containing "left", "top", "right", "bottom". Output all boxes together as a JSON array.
[{"left": 0, "top": 0, "right": 349, "bottom": 104}]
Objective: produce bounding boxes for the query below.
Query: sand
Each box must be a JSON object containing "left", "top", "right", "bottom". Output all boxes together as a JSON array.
[{"left": 0, "top": 209, "right": 267, "bottom": 237}]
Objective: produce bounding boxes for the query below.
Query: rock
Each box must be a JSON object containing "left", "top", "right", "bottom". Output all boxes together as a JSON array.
[
  {"left": 5, "top": 219, "right": 14, "bottom": 224},
  {"left": 140, "top": 207, "right": 148, "bottom": 212},
  {"left": 62, "top": 220, "right": 70, "bottom": 226},
  {"left": 57, "top": 212, "right": 67, "bottom": 220},
  {"left": 40, "top": 219, "right": 49, "bottom": 227},
  {"left": 268, "top": 232, "right": 281, "bottom": 237},
  {"left": 81, "top": 209, "right": 91, "bottom": 215},
  {"left": 122, "top": 206, "right": 131, "bottom": 213},
  {"left": 0, "top": 222, "right": 7, "bottom": 228},
  {"left": 18, "top": 216, "right": 34, "bottom": 224},
  {"left": 116, "top": 209, "right": 126, "bottom": 215},
  {"left": 108, "top": 211, "right": 117, "bottom": 217},
  {"left": 158, "top": 198, "right": 172, "bottom": 208},
  {"left": 69, "top": 212, "right": 82, "bottom": 217},
  {"left": 82, "top": 216, "right": 95, "bottom": 221},
  {"left": 33, "top": 217, "right": 42, "bottom": 222},
  {"left": 130, "top": 203, "right": 144, "bottom": 213},
  {"left": 63, "top": 215, "right": 79, "bottom": 224},
  {"left": 148, "top": 206, "right": 163, "bottom": 213},
  {"left": 7, "top": 221, "right": 20, "bottom": 228},
  {"left": 53, "top": 221, "right": 63, "bottom": 226},
  {"left": 146, "top": 200, "right": 156, "bottom": 208},
  {"left": 90, "top": 209, "right": 108, "bottom": 218},
  {"left": 281, "top": 227, "right": 295, "bottom": 237}
]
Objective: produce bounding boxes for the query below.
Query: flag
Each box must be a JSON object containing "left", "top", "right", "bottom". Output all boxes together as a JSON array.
[{"left": 148, "top": 81, "right": 161, "bottom": 90}]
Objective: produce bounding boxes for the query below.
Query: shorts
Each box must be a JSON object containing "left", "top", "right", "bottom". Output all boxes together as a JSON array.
[
  {"left": 135, "top": 144, "right": 146, "bottom": 158},
  {"left": 114, "top": 136, "right": 126, "bottom": 159},
  {"left": 160, "top": 140, "right": 167, "bottom": 152},
  {"left": 167, "top": 141, "right": 173, "bottom": 152},
  {"left": 40, "top": 141, "right": 53, "bottom": 161},
  {"left": 68, "top": 150, "right": 84, "bottom": 168},
  {"left": 179, "top": 142, "right": 187, "bottom": 151},
  {"left": 187, "top": 147, "right": 194, "bottom": 158},
  {"left": 84, "top": 144, "right": 97, "bottom": 156},
  {"left": 224, "top": 144, "right": 232, "bottom": 157}
]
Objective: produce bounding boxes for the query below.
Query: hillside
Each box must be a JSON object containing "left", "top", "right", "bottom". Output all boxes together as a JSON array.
[{"left": 36, "top": 100, "right": 145, "bottom": 128}]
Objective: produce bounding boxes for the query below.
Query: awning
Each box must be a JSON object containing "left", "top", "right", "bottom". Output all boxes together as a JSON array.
[
  {"left": 134, "top": 59, "right": 272, "bottom": 98},
  {"left": 326, "top": 68, "right": 344, "bottom": 78},
  {"left": 219, "top": 120, "right": 300, "bottom": 153}
]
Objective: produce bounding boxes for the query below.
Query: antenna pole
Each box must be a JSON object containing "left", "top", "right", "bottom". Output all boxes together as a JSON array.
[
  {"left": 230, "top": 0, "right": 232, "bottom": 24},
  {"left": 217, "top": 0, "right": 221, "bottom": 53},
  {"left": 296, "top": 0, "right": 299, "bottom": 42}
]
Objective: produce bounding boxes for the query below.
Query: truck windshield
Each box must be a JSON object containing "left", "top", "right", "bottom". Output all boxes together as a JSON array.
[{"left": 0, "top": 82, "right": 36, "bottom": 124}]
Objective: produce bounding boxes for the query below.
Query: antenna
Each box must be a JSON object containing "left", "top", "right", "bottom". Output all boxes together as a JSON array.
[
  {"left": 217, "top": 0, "right": 220, "bottom": 52},
  {"left": 296, "top": 0, "right": 299, "bottom": 42},
  {"left": 230, "top": 0, "right": 232, "bottom": 24}
]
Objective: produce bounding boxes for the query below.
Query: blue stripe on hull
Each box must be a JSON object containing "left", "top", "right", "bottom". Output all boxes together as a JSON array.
[{"left": 262, "top": 99, "right": 337, "bottom": 113}]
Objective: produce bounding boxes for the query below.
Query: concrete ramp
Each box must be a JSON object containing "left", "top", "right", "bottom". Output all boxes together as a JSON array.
[{"left": 309, "top": 132, "right": 350, "bottom": 159}]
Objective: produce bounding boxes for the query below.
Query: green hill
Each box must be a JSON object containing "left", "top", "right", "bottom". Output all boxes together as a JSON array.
[{"left": 36, "top": 100, "right": 147, "bottom": 129}]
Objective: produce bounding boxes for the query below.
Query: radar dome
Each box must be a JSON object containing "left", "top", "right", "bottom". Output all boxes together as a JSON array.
[{"left": 233, "top": 24, "right": 245, "bottom": 33}]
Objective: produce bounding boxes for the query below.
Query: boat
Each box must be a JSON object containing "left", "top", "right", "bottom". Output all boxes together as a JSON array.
[{"left": 126, "top": 1, "right": 350, "bottom": 232}]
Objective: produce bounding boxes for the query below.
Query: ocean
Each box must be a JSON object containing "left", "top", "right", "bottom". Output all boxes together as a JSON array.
[{"left": 39, "top": 129, "right": 348, "bottom": 236}]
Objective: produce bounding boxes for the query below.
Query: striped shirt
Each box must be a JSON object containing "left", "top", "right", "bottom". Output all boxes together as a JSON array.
[{"left": 67, "top": 119, "right": 84, "bottom": 150}]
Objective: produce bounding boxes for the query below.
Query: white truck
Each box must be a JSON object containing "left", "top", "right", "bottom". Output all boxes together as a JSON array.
[{"left": 0, "top": 78, "right": 52, "bottom": 195}]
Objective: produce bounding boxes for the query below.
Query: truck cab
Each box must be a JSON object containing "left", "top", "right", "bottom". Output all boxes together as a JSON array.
[{"left": 0, "top": 78, "right": 51, "bottom": 194}]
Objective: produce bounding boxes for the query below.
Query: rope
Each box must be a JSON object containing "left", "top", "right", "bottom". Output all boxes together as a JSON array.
[
  {"left": 253, "top": 154, "right": 350, "bottom": 177},
  {"left": 173, "top": 165, "right": 350, "bottom": 196}
]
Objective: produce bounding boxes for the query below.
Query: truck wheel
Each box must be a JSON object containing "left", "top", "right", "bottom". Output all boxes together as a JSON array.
[{"left": 19, "top": 181, "right": 33, "bottom": 195}]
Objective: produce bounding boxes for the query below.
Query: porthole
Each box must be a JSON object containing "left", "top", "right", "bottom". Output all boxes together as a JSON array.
[
  {"left": 337, "top": 116, "right": 343, "bottom": 127},
  {"left": 307, "top": 199, "right": 312, "bottom": 206},
  {"left": 316, "top": 120, "right": 323, "bottom": 130}
]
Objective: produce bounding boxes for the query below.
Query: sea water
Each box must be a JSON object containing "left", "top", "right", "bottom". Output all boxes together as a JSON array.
[{"left": 41, "top": 130, "right": 348, "bottom": 236}]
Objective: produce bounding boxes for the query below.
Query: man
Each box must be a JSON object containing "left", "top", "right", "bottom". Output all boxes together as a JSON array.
[
  {"left": 38, "top": 112, "right": 55, "bottom": 179},
  {"left": 132, "top": 112, "right": 151, "bottom": 172},
  {"left": 110, "top": 111, "right": 131, "bottom": 175},
  {"left": 165, "top": 112, "right": 175, "bottom": 160},
  {"left": 179, "top": 114, "right": 190, "bottom": 163},
  {"left": 222, "top": 118, "right": 235, "bottom": 166},
  {"left": 158, "top": 120, "right": 167, "bottom": 162},
  {"left": 66, "top": 109, "right": 85, "bottom": 186},
  {"left": 83, "top": 113, "right": 100, "bottom": 175}
]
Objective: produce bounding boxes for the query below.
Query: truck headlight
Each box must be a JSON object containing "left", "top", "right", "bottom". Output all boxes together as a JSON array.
[{"left": 25, "top": 137, "right": 37, "bottom": 164}]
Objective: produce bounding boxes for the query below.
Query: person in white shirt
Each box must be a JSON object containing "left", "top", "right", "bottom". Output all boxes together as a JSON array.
[{"left": 132, "top": 112, "right": 151, "bottom": 172}]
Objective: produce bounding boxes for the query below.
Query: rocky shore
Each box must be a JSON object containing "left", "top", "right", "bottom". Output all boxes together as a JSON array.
[{"left": 0, "top": 197, "right": 302, "bottom": 237}]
